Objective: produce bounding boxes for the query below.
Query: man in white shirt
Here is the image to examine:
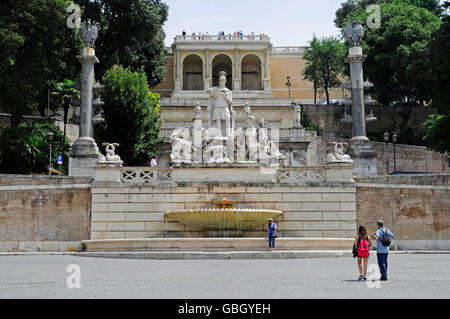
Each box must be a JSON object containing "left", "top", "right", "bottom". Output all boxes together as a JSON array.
[{"left": 150, "top": 156, "right": 158, "bottom": 167}]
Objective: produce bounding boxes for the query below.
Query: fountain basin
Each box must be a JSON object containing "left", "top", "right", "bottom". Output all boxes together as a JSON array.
[{"left": 165, "top": 208, "right": 283, "bottom": 231}]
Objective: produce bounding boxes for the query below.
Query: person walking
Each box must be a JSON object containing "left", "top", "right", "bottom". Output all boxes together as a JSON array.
[
  {"left": 268, "top": 218, "right": 277, "bottom": 251},
  {"left": 353, "top": 225, "right": 372, "bottom": 281},
  {"left": 372, "top": 220, "right": 395, "bottom": 281},
  {"left": 150, "top": 155, "right": 158, "bottom": 167}
]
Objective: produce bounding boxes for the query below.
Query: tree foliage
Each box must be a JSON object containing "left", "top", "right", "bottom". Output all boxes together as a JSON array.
[
  {"left": 52, "top": 78, "right": 80, "bottom": 147},
  {"left": 0, "top": 122, "right": 70, "bottom": 174},
  {"left": 98, "top": 65, "right": 162, "bottom": 166},
  {"left": 423, "top": 5, "right": 450, "bottom": 154},
  {"left": 335, "top": 0, "right": 444, "bottom": 27},
  {"left": 423, "top": 114, "right": 450, "bottom": 154},
  {"left": 0, "top": 0, "right": 82, "bottom": 124},
  {"left": 300, "top": 105, "right": 323, "bottom": 135},
  {"left": 303, "top": 36, "right": 346, "bottom": 105},
  {"left": 75, "top": 0, "right": 169, "bottom": 81},
  {"left": 344, "top": 2, "right": 442, "bottom": 143}
]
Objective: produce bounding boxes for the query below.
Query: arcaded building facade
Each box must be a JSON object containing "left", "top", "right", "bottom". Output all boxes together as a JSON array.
[{"left": 155, "top": 34, "right": 344, "bottom": 102}]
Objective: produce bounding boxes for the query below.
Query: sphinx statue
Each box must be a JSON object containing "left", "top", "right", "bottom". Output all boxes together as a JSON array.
[{"left": 326, "top": 142, "right": 353, "bottom": 163}]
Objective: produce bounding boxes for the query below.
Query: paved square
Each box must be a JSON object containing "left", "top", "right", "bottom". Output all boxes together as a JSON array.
[{"left": 0, "top": 254, "right": 448, "bottom": 298}]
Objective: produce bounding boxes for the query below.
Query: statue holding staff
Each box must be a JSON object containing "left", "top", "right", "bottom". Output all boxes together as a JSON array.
[{"left": 206, "top": 71, "right": 236, "bottom": 137}]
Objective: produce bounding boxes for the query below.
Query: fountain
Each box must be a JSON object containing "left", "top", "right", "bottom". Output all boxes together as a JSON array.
[
  {"left": 84, "top": 69, "right": 357, "bottom": 253},
  {"left": 166, "top": 198, "right": 283, "bottom": 234}
]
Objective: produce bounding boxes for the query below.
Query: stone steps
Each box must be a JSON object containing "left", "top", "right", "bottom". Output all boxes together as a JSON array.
[{"left": 82, "top": 237, "right": 354, "bottom": 252}]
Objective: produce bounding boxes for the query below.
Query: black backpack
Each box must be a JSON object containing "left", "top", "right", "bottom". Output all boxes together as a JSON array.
[{"left": 380, "top": 228, "right": 391, "bottom": 247}]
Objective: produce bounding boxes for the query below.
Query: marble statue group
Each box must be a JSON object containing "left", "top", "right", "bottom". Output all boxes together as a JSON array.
[{"left": 170, "top": 71, "right": 286, "bottom": 165}]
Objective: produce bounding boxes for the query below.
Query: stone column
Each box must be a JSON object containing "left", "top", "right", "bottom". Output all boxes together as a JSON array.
[
  {"left": 264, "top": 48, "right": 270, "bottom": 90},
  {"left": 69, "top": 47, "right": 100, "bottom": 176},
  {"left": 205, "top": 49, "right": 210, "bottom": 88},
  {"left": 234, "top": 49, "right": 240, "bottom": 91},
  {"left": 174, "top": 49, "right": 181, "bottom": 91},
  {"left": 347, "top": 46, "right": 377, "bottom": 175},
  {"left": 348, "top": 46, "right": 366, "bottom": 139}
]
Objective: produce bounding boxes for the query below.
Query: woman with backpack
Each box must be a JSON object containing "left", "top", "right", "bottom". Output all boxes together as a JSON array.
[{"left": 353, "top": 225, "right": 372, "bottom": 281}]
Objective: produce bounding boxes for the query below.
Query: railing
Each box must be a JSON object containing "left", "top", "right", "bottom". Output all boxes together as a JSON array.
[
  {"left": 276, "top": 168, "right": 326, "bottom": 183},
  {"left": 271, "top": 46, "right": 305, "bottom": 53},
  {"left": 174, "top": 34, "right": 270, "bottom": 42},
  {"left": 120, "top": 167, "right": 172, "bottom": 183}
]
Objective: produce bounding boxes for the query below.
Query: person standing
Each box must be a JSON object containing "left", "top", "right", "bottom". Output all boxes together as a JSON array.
[
  {"left": 372, "top": 220, "right": 394, "bottom": 281},
  {"left": 150, "top": 155, "right": 158, "bottom": 167},
  {"left": 268, "top": 218, "right": 277, "bottom": 251},
  {"left": 353, "top": 225, "right": 372, "bottom": 281}
]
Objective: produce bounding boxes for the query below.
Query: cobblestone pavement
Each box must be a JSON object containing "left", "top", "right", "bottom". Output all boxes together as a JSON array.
[{"left": 0, "top": 254, "right": 448, "bottom": 298}]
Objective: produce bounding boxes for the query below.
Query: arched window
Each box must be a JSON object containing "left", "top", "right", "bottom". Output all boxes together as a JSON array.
[
  {"left": 211, "top": 54, "right": 233, "bottom": 90},
  {"left": 241, "top": 54, "right": 262, "bottom": 90},
  {"left": 183, "top": 54, "right": 203, "bottom": 90}
]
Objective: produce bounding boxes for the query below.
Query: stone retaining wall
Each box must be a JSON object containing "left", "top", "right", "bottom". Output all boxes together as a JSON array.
[
  {"left": 0, "top": 175, "right": 92, "bottom": 242},
  {"left": 355, "top": 174, "right": 450, "bottom": 249},
  {"left": 90, "top": 184, "right": 357, "bottom": 240}
]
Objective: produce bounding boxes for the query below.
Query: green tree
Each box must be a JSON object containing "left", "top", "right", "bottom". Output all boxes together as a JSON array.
[
  {"left": 345, "top": 3, "right": 442, "bottom": 143},
  {"left": 335, "top": 0, "right": 444, "bottom": 27},
  {"left": 51, "top": 78, "right": 80, "bottom": 149},
  {"left": 0, "top": 122, "right": 70, "bottom": 174},
  {"left": 75, "top": 0, "right": 169, "bottom": 82},
  {"left": 423, "top": 114, "right": 450, "bottom": 154},
  {"left": 0, "top": 0, "right": 82, "bottom": 125},
  {"left": 423, "top": 4, "right": 450, "bottom": 154},
  {"left": 303, "top": 53, "right": 323, "bottom": 105},
  {"left": 98, "top": 65, "right": 162, "bottom": 166},
  {"left": 335, "top": 0, "right": 381, "bottom": 28},
  {"left": 303, "top": 36, "right": 346, "bottom": 105},
  {"left": 300, "top": 105, "right": 323, "bottom": 135}
]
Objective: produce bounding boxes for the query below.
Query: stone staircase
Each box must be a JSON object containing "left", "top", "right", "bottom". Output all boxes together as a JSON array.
[{"left": 82, "top": 238, "right": 354, "bottom": 252}]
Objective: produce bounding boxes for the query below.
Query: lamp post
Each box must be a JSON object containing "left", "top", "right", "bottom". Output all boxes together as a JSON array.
[
  {"left": 392, "top": 132, "right": 397, "bottom": 172},
  {"left": 286, "top": 76, "right": 292, "bottom": 99},
  {"left": 150, "top": 70, "right": 157, "bottom": 91},
  {"left": 383, "top": 131, "right": 390, "bottom": 173},
  {"left": 48, "top": 131, "right": 54, "bottom": 174}
]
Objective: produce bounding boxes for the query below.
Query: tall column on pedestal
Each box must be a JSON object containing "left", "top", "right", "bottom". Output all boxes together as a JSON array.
[
  {"left": 69, "top": 20, "right": 101, "bottom": 177},
  {"left": 345, "top": 21, "right": 377, "bottom": 175}
]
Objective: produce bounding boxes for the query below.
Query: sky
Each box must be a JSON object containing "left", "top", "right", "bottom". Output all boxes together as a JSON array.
[{"left": 163, "top": 0, "right": 346, "bottom": 47}]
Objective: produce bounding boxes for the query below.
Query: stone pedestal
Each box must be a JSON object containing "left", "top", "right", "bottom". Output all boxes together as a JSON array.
[
  {"left": 234, "top": 78, "right": 241, "bottom": 91},
  {"left": 69, "top": 137, "right": 100, "bottom": 176},
  {"left": 350, "top": 136, "right": 377, "bottom": 175},
  {"left": 263, "top": 78, "right": 270, "bottom": 91},
  {"left": 290, "top": 127, "right": 306, "bottom": 139},
  {"left": 174, "top": 78, "right": 181, "bottom": 92},
  {"left": 93, "top": 163, "right": 123, "bottom": 183}
]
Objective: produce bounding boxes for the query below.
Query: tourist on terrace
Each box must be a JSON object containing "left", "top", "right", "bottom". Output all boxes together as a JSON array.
[
  {"left": 353, "top": 225, "right": 372, "bottom": 281},
  {"left": 150, "top": 156, "right": 158, "bottom": 167},
  {"left": 268, "top": 218, "right": 278, "bottom": 251}
]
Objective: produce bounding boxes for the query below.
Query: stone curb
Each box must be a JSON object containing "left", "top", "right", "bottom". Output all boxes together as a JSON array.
[{"left": 0, "top": 250, "right": 448, "bottom": 259}]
